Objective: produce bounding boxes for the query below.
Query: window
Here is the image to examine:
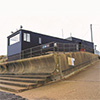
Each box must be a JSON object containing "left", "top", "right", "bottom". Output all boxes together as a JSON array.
[
  {"left": 24, "top": 33, "right": 27, "bottom": 41},
  {"left": 10, "top": 34, "right": 20, "bottom": 45},
  {"left": 27, "top": 34, "right": 30, "bottom": 42},
  {"left": 24, "top": 33, "right": 30, "bottom": 42},
  {"left": 39, "top": 37, "right": 42, "bottom": 44}
]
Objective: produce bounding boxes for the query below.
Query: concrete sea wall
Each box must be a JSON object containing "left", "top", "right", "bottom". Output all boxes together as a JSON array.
[{"left": 0, "top": 52, "right": 98, "bottom": 78}]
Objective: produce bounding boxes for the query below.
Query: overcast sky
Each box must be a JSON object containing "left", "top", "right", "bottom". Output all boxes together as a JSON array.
[{"left": 0, "top": 0, "right": 100, "bottom": 55}]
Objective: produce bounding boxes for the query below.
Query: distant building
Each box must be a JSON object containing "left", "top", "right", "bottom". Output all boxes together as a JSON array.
[{"left": 66, "top": 36, "right": 94, "bottom": 53}]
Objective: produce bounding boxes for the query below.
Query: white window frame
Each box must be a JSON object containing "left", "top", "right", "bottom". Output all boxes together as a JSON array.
[
  {"left": 10, "top": 34, "right": 20, "bottom": 45},
  {"left": 39, "top": 37, "right": 42, "bottom": 44},
  {"left": 27, "top": 34, "right": 30, "bottom": 42},
  {"left": 24, "top": 33, "right": 30, "bottom": 42},
  {"left": 24, "top": 33, "right": 27, "bottom": 41}
]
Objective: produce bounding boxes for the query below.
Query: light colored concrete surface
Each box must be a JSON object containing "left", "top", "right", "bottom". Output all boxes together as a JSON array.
[{"left": 16, "top": 61, "right": 100, "bottom": 100}]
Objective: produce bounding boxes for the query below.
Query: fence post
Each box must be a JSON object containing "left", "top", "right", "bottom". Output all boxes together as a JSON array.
[
  {"left": 57, "top": 43, "right": 59, "bottom": 54},
  {"left": 69, "top": 43, "right": 70, "bottom": 52},
  {"left": 41, "top": 46, "right": 42, "bottom": 55},
  {"left": 30, "top": 48, "right": 32, "bottom": 57},
  {"left": 63, "top": 43, "right": 65, "bottom": 53},
  {"left": 21, "top": 51, "right": 24, "bottom": 59}
]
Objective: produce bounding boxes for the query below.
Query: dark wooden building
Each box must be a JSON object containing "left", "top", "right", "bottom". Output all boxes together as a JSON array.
[
  {"left": 66, "top": 37, "right": 94, "bottom": 53},
  {"left": 7, "top": 29, "right": 94, "bottom": 61},
  {"left": 7, "top": 29, "right": 72, "bottom": 61}
]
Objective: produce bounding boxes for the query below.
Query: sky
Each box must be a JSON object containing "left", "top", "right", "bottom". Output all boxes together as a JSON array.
[{"left": 0, "top": 0, "right": 100, "bottom": 55}]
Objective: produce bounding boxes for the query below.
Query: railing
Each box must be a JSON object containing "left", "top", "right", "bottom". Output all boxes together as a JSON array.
[
  {"left": 21, "top": 42, "right": 94, "bottom": 59},
  {"left": 21, "top": 42, "right": 79, "bottom": 59},
  {"left": 80, "top": 44, "right": 94, "bottom": 53}
]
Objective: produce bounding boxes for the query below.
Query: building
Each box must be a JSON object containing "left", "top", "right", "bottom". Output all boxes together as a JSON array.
[
  {"left": 7, "top": 29, "right": 72, "bottom": 61},
  {"left": 7, "top": 29, "right": 94, "bottom": 61},
  {"left": 66, "top": 37, "right": 94, "bottom": 53}
]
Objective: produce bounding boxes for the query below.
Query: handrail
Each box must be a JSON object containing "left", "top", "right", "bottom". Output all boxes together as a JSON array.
[{"left": 21, "top": 42, "right": 94, "bottom": 59}]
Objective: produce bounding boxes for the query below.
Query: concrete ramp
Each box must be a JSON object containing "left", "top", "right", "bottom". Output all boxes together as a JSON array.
[{"left": 0, "top": 52, "right": 99, "bottom": 92}]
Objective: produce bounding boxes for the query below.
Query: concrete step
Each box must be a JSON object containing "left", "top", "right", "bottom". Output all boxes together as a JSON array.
[
  {"left": 0, "top": 84, "right": 29, "bottom": 92},
  {"left": 0, "top": 73, "right": 52, "bottom": 92},
  {"left": 0, "top": 75, "right": 50, "bottom": 79},
  {"left": 0, "top": 77, "right": 46, "bottom": 83},
  {"left": 0, "top": 73, "right": 51, "bottom": 75},
  {"left": 0, "top": 80, "right": 37, "bottom": 87}
]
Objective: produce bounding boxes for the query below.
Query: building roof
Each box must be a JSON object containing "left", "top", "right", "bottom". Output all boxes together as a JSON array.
[
  {"left": 7, "top": 29, "right": 68, "bottom": 41},
  {"left": 66, "top": 36, "right": 93, "bottom": 44},
  {"left": 7, "top": 29, "right": 93, "bottom": 44}
]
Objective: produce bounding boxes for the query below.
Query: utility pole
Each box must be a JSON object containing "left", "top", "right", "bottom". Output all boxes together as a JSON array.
[
  {"left": 62, "top": 29, "right": 64, "bottom": 38},
  {"left": 90, "top": 24, "right": 93, "bottom": 42},
  {"left": 70, "top": 33, "right": 72, "bottom": 37}
]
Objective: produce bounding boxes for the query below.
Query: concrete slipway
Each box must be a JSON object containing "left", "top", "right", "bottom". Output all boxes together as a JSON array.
[
  {"left": 16, "top": 60, "right": 100, "bottom": 100},
  {"left": 0, "top": 52, "right": 99, "bottom": 100}
]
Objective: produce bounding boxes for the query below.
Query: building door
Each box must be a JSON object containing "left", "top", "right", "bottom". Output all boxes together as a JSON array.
[{"left": 79, "top": 42, "right": 81, "bottom": 51}]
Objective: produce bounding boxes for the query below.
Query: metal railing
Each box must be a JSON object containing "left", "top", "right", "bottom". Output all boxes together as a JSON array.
[
  {"left": 21, "top": 42, "right": 79, "bottom": 59},
  {"left": 21, "top": 42, "right": 94, "bottom": 59}
]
